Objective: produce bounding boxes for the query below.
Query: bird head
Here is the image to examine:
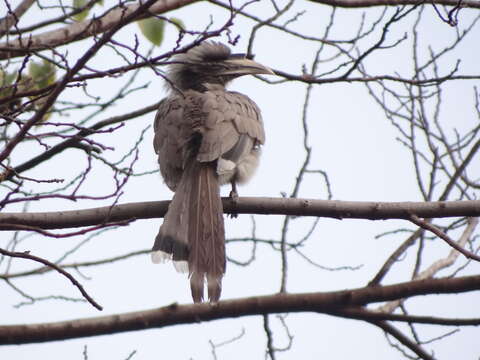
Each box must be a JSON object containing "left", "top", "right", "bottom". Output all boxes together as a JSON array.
[{"left": 167, "top": 41, "right": 274, "bottom": 92}]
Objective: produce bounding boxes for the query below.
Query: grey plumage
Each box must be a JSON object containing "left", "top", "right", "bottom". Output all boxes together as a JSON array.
[{"left": 151, "top": 41, "right": 273, "bottom": 302}]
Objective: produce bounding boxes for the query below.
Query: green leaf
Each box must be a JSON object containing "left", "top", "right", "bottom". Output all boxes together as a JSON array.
[
  {"left": 0, "top": 69, "right": 17, "bottom": 98},
  {"left": 169, "top": 17, "right": 185, "bottom": 31},
  {"left": 0, "top": 69, "right": 16, "bottom": 87},
  {"left": 137, "top": 17, "right": 165, "bottom": 46},
  {"left": 73, "top": 0, "right": 89, "bottom": 22},
  {"left": 29, "top": 60, "right": 56, "bottom": 89},
  {"left": 28, "top": 62, "right": 43, "bottom": 80}
]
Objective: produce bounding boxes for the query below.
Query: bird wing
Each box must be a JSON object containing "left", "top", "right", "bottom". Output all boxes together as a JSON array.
[
  {"left": 154, "top": 90, "right": 265, "bottom": 188},
  {"left": 153, "top": 96, "right": 191, "bottom": 191},
  {"left": 196, "top": 90, "right": 265, "bottom": 163}
]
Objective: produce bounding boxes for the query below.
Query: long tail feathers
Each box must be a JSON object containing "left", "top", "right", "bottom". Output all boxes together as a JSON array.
[{"left": 152, "top": 161, "right": 225, "bottom": 303}]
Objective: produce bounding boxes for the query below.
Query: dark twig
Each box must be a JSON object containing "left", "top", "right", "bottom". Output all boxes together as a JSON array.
[
  {"left": 369, "top": 229, "right": 424, "bottom": 286},
  {"left": 1, "top": 249, "right": 150, "bottom": 279},
  {"left": 371, "top": 320, "right": 435, "bottom": 360},
  {"left": 0, "top": 247, "right": 102, "bottom": 310},
  {"left": 263, "top": 315, "right": 277, "bottom": 360},
  {"left": 0, "top": 219, "right": 133, "bottom": 238},
  {"left": 409, "top": 215, "right": 480, "bottom": 262},
  {"left": 330, "top": 306, "right": 480, "bottom": 326}
]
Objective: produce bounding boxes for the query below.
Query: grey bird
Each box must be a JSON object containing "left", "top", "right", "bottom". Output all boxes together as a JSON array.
[{"left": 151, "top": 41, "right": 273, "bottom": 303}]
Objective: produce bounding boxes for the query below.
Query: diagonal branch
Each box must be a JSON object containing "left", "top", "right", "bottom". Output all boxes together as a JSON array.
[
  {"left": 329, "top": 306, "right": 480, "bottom": 326},
  {"left": 368, "top": 228, "right": 424, "bottom": 286},
  {"left": 1, "top": 249, "right": 150, "bottom": 279},
  {"left": 0, "top": 0, "right": 198, "bottom": 60},
  {"left": 2, "top": 102, "right": 159, "bottom": 182},
  {"left": 0, "top": 0, "right": 162, "bottom": 163},
  {"left": 0, "top": 247, "right": 102, "bottom": 311},
  {"left": 370, "top": 320, "right": 435, "bottom": 360},
  {"left": 377, "top": 217, "right": 479, "bottom": 313},
  {"left": 409, "top": 215, "right": 480, "bottom": 261},
  {"left": 0, "top": 0, "right": 36, "bottom": 38}
]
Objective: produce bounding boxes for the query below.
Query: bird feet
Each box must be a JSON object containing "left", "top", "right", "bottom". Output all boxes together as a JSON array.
[{"left": 229, "top": 181, "right": 239, "bottom": 218}]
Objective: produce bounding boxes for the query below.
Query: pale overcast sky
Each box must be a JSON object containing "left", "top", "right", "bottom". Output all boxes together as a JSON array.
[{"left": 2, "top": 1, "right": 479, "bottom": 359}]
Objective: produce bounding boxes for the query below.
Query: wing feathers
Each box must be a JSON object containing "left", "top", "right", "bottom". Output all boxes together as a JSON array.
[{"left": 197, "top": 91, "right": 264, "bottom": 162}]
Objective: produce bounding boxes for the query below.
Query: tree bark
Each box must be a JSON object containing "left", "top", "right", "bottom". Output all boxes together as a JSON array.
[
  {"left": 0, "top": 198, "right": 479, "bottom": 230},
  {"left": 1, "top": 274, "right": 478, "bottom": 344}
]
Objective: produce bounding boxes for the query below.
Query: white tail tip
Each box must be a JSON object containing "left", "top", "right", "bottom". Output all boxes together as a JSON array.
[{"left": 151, "top": 250, "right": 171, "bottom": 264}]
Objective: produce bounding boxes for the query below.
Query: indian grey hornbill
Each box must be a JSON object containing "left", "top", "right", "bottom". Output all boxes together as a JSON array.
[{"left": 151, "top": 41, "right": 273, "bottom": 303}]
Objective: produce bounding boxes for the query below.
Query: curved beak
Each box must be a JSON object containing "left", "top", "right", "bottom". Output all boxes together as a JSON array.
[{"left": 221, "top": 58, "right": 275, "bottom": 76}]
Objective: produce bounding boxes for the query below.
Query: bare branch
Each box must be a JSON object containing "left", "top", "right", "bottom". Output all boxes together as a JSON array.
[
  {"left": 0, "top": 0, "right": 162, "bottom": 163},
  {"left": 2, "top": 102, "right": 159, "bottom": 182},
  {"left": 308, "top": 0, "right": 479, "bottom": 9},
  {"left": 409, "top": 215, "right": 480, "bottom": 261},
  {"left": 263, "top": 315, "right": 277, "bottom": 360},
  {"left": 1, "top": 249, "right": 150, "bottom": 279},
  {"left": 0, "top": 274, "right": 479, "bottom": 344},
  {"left": 0, "top": 219, "right": 133, "bottom": 239},
  {"left": 330, "top": 306, "right": 480, "bottom": 326},
  {"left": 370, "top": 320, "right": 435, "bottom": 360},
  {"left": 0, "top": 0, "right": 199, "bottom": 60},
  {"left": 0, "top": 247, "right": 102, "bottom": 311},
  {"left": 369, "top": 228, "right": 424, "bottom": 286},
  {"left": 0, "top": 198, "right": 479, "bottom": 230},
  {"left": 378, "top": 217, "right": 478, "bottom": 313},
  {"left": 0, "top": 0, "right": 35, "bottom": 38}
]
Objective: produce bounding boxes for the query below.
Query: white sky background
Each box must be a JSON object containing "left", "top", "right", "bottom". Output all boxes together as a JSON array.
[{"left": 1, "top": 0, "right": 480, "bottom": 359}]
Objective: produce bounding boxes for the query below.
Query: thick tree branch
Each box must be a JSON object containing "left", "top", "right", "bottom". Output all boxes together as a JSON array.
[
  {"left": 0, "top": 274, "right": 479, "bottom": 344},
  {"left": 0, "top": 0, "right": 36, "bottom": 38},
  {"left": 0, "top": 0, "right": 198, "bottom": 60},
  {"left": 2, "top": 0, "right": 477, "bottom": 60},
  {"left": 309, "top": 0, "right": 480, "bottom": 9},
  {"left": 0, "top": 198, "right": 479, "bottom": 230},
  {"left": 0, "top": 0, "right": 162, "bottom": 163}
]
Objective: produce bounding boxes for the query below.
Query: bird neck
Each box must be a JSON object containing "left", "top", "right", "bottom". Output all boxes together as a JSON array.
[
  {"left": 170, "top": 81, "right": 229, "bottom": 94},
  {"left": 202, "top": 83, "right": 228, "bottom": 91}
]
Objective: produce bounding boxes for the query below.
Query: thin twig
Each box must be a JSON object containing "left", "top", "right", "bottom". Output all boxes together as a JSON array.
[
  {"left": 409, "top": 215, "right": 480, "bottom": 261},
  {"left": 0, "top": 247, "right": 102, "bottom": 310},
  {"left": 371, "top": 320, "right": 435, "bottom": 360}
]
